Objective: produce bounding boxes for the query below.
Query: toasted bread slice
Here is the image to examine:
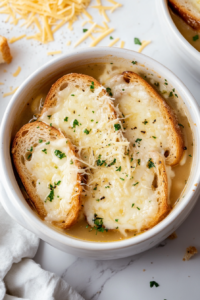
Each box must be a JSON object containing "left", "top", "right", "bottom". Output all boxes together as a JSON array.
[
  {"left": 39, "top": 73, "right": 171, "bottom": 233},
  {"left": 84, "top": 152, "right": 170, "bottom": 233},
  {"left": 169, "top": 0, "right": 200, "bottom": 31},
  {"left": 40, "top": 73, "right": 128, "bottom": 167},
  {"left": 107, "top": 71, "right": 184, "bottom": 166},
  {"left": 0, "top": 36, "right": 12, "bottom": 64},
  {"left": 12, "top": 121, "right": 82, "bottom": 229}
]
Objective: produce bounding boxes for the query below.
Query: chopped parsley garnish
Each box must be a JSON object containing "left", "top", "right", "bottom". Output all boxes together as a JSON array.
[
  {"left": 116, "top": 166, "right": 121, "bottom": 171},
  {"left": 71, "top": 94, "right": 75, "bottom": 96},
  {"left": 164, "top": 82, "right": 168, "bottom": 85},
  {"left": 193, "top": 34, "right": 199, "bottom": 41},
  {"left": 50, "top": 123, "right": 52, "bottom": 127},
  {"left": 115, "top": 219, "right": 118, "bottom": 222},
  {"left": 27, "top": 153, "right": 32, "bottom": 160},
  {"left": 148, "top": 158, "right": 155, "bottom": 169},
  {"left": 120, "top": 178, "right": 124, "bottom": 181},
  {"left": 55, "top": 180, "right": 61, "bottom": 186},
  {"left": 178, "top": 123, "right": 184, "bottom": 128},
  {"left": 108, "top": 158, "right": 116, "bottom": 166},
  {"left": 175, "top": 94, "right": 178, "bottom": 98},
  {"left": 83, "top": 28, "right": 88, "bottom": 32},
  {"left": 106, "top": 87, "right": 113, "bottom": 96},
  {"left": 150, "top": 281, "right": 159, "bottom": 288},
  {"left": 47, "top": 115, "right": 51, "bottom": 119},
  {"left": 132, "top": 61, "right": 137, "bottom": 64},
  {"left": 135, "top": 138, "right": 142, "bottom": 143},
  {"left": 93, "top": 215, "right": 107, "bottom": 234},
  {"left": 96, "top": 199, "right": 100, "bottom": 202},
  {"left": 137, "top": 207, "right": 140, "bottom": 210},
  {"left": 93, "top": 187, "right": 97, "bottom": 190},
  {"left": 46, "top": 184, "right": 54, "bottom": 202},
  {"left": 137, "top": 159, "right": 141, "bottom": 165},
  {"left": 27, "top": 146, "right": 33, "bottom": 152},
  {"left": 105, "top": 186, "right": 110, "bottom": 188},
  {"left": 90, "top": 81, "right": 95, "bottom": 91},
  {"left": 122, "top": 89, "right": 125, "bottom": 91},
  {"left": 134, "top": 37, "right": 142, "bottom": 45},
  {"left": 64, "top": 117, "right": 68, "bottom": 122},
  {"left": 39, "top": 139, "right": 43, "bottom": 143},
  {"left": 169, "top": 91, "right": 173, "bottom": 97},
  {"left": 189, "top": 154, "right": 192, "bottom": 157},
  {"left": 130, "top": 158, "right": 133, "bottom": 162},
  {"left": 96, "top": 155, "right": 106, "bottom": 166},
  {"left": 73, "top": 119, "right": 79, "bottom": 128},
  {"left": 70, "top": 159, "right": 73, "bottom": 164},
  {"left": 91, "top": 119, "right": 94, "bottom": 122},
  {"left": 46, "top": 141, "right": 50, "bottom": 145},
  {"left": 143, "top": 119, "right": 148, "bottom": 125},
  {"left": 54, "top": 150, "right": 66, "bottom": 159},
  {"left": 152, "top": 136, "right": 157, "bottom": 139},
  {"left": 110, "top": 36, "right": 114, "bottom": 39},
  {"left": 132, "top": 203, "right": 135, "bottom": 207},
  {"left": 92, "top": 111, "right": 95, "bottom": 113},
  {"left": 114, "top": 123, "right": 121, "bottom": 131},
  {"left": 42, "top": 148, "right": 47, "bottom": 154},
  {"left": 84, "top": 129, "right": 90, "bottom": 135},
  {"left": 154, "top": 82, "right": 159, "bottom": 87},
  {"left": 133, "top": 182, "right": 139, "bottom": 186}
]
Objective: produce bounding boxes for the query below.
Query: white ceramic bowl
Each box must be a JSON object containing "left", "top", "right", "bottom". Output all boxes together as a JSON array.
[
  {"left": 157, "top": 0, "right": 200, "bottom": 79},
  {"left": 1, "top": 47, "right": 200, "bottom": 260}
]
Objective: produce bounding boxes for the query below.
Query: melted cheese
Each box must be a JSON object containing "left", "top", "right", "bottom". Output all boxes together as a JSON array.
[
  {"left": 40, "top": 81, "right": 171, "bottom": 234},
  {"left": 26, "top": 138, "right": 79, "bottom": 223},
  {"left": 106, "top": 75, "right": 171, "bottom": 157}
]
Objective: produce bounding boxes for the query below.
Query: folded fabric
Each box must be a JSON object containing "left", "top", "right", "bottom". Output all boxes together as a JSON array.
[{"left": 0, "top": 202, "right": 84, "bottom": 300}]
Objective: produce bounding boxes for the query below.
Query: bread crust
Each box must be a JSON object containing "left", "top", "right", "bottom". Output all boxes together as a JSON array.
[
  {"left": 143, "top": 153, "right": 170, "bottom": 231},
  {"left": 41, "top": 73, "right": 117, "bottom": 119},
  {"left": 122, "top": 71, "right": 184, "bottom": 166},
  {"left": 169, "top": 0, "right": 200, "bottom": 31},
  {"left": 12, "top": 121, "right": 82, "bottom": 229}
]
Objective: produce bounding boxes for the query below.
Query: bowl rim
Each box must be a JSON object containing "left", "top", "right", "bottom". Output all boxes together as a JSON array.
[
  {"left": 1, "top": 46, "right": 200, "bottom": 251},
  {"left": 159, "top": 0, "right": 200, "bottom": 61}
]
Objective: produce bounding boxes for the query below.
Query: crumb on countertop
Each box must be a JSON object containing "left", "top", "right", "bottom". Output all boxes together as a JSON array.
[
  {"left": 183, "top": 246, "right": 198, "bottom": 261},
  {"left": 168, "top": 232, "right": 177, "bottom": 240}
]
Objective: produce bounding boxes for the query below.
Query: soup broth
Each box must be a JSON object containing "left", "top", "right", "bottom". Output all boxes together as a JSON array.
[
  {"left": 15, "top": 62, "right": 193, "bottom": 242},
  {"left": 170, "top": 9, "right": 200, "bottom": 52}
]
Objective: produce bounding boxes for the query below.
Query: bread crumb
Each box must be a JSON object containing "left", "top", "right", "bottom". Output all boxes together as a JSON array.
[
  {"left": 143, "top": 269, "right": 146, "bottom": 272},
  {"left": 183, "top": 246, "right": 198, "bottom": 261},
  {"left": 168, "top": 232, "right": 177, "bottom": 240},
  {"left": 0, "top": 36, "right": 12, "bottom": 64}
]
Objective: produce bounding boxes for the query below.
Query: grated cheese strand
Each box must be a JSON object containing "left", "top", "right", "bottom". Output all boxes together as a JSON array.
[
  {"left": 138, "top": 40, "right": 151, "bottom": 53},
  {"left": 13, "top": 66, "right": 21, "bottom": 77},
  {"left": 108, "top": 37, "right": 120, "bottom": 47},
  {"left": 9, "top": 34, "right": 26, "bottom": 43},
  {"left": 3, "top": 87, "right": 18, "bottom": 97},
  {"left": 47, "top": 50, "right": 62, "bottom": 55}
]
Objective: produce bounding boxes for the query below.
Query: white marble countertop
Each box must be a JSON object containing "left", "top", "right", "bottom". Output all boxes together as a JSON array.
[{"left": 1, "top": 0, "right": 200, "bottom": 299}]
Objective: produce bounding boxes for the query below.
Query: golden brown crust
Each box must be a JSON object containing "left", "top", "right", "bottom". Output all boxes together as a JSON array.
[
  {"left": 0, "top": 36, "right": 12, "bottom": 64},
  {"left": 41, "top": 73, "right": 117, "bottom": 119},
  {"left": 12, "top": 121, "right": 82, "bottom": 229},
  {"left": 169, "top": 0, "right": 200, "bottom": 31},
  {"left": 122, "top": 71, "right": 184, "bottom": 166}
]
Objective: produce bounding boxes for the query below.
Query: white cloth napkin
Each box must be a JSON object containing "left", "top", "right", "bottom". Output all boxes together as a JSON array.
[{"left": 0, "top": 202, "right": 84, "bottom": 300}]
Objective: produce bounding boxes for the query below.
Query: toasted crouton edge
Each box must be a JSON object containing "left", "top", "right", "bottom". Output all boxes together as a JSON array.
[
  {"left": 169, "top": 0, "right": 200, "bottom": 31},
  {"left": 122, "top": 71, "right": 184, "bottom": 166},
  {"left": 11, "top": 121, "right": 82, "bottom": 229},
  {"left": 0, "top": 36, "right": 12, "bottom": 64}
]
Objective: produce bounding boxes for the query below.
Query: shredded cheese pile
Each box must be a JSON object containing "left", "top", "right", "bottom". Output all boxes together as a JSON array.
[{"left": 0, "top": 0, "right": 124, "bottom": 47}]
